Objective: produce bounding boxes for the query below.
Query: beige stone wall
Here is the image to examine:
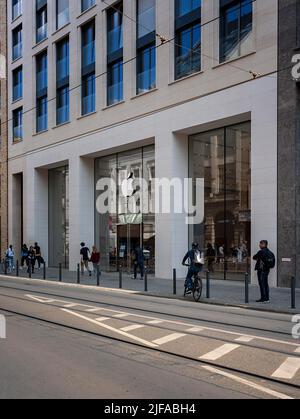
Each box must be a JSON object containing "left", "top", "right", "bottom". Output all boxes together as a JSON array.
[{"left": 0, "top": 0, "right": 8, "bottom": 255}]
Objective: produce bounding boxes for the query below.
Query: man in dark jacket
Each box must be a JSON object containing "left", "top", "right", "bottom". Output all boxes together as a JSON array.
[
  {"left": 253, "top": 240, "right": 274, "bottom": 303},
  {"left": 182, "top": 243, "right": 204, "bottom": 293},
  {"left": 133, "top": 246, "right": 144, "bottom": 280}
]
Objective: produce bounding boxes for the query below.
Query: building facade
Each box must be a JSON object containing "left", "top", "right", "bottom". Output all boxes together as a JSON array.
[
  {"left": 6, "top": 0, "right": 281, "bottom": 285},
  {"left": 0, "top": 0, "right": 8, "bottom": 258}
]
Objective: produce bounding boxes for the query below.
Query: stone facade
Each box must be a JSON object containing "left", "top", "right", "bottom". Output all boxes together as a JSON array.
[
  {"left": 0, "top": 0, "right": 8, "bottom": 257},
  {"left": 277, "top": 0, "right": 300, "bottom": 287}
]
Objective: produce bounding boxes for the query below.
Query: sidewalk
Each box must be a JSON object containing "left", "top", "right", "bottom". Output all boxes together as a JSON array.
[{"left": 5, "top": 266, "right": 300, "bottom": 314}]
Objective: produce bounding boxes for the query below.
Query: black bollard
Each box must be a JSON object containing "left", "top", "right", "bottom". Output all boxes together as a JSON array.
[
  {"left": 43, "top": 262, "right": 46, "bottom": 280},
  {"left": 97, "top": 265, "right": 100, "bottom": 287},
  {"left": 245, "top": 272, "right": 249, "bottom": 304},
  {"left": 28, "top": 262, "right": 32, "bottom": 279},
  {"left": 59, "top": 263, "right": 62, "bottom": 282},
  {"left": 77, "top": 263, "right": 80, "bottom": 284},
  {"left": 144, "top": 266, "right": 148, "bottom": 292},
  {"left": 119, "top": 264, "right": 123, "bottom": 289},
  {"left": 16, "top": 260, "right": 19, "bottom": 277},
  {"left": 206, "top": 271, "right": 210, "bottom": 299},
  {"left": 173, "top": 269, "right": 177, "bottom": 295},
  {"left": 4, "top": 259, "right": 7, "bottom": 275},
  {"left": 291, "top": 276, "right": 296, "bottom": 310}
]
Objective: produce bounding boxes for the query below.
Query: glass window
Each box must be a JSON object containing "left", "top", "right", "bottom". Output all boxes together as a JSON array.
[
  {"left": 37, "top": 96, "right": 48, "bottom": 132},
  {"left": 12, "top": 25, "right": 22, "bottom": 61},
  {"left": 36, "top": 51, "right": 48, "bottom": 132},
  {"left": 137, "top": 0, "right": 156, "bottom": 38},
  {"left": 189, "top": 122, "right": 251, "bottom": 281},
  {"left": 82, "top": 21, "right": 95, "bottom": 68},
  {"left": 12, "top": 0, "right": 22, "bottom": 20},
  {"left": 36, "top": 3, "right": 47, "bottom": 44},
  {"left": 13, "top": 107, "right": 23, "bottom": 141},
  {"left": 36, "top": 51, "right": 47, "bottom": 93},
  {"left": 137, "top": 45, "right": 156, "bottom": 94},
  {"left": 81, "top": 0, "right": 95, "bottom": 13},
  {"left": 220, "top": 0, "right": 253, "bottom": 63},
  {"left": 56, "top": 38, "right": 69, "bottom": 125},
  {"left": 174, "top": 0, "right": 201, "bottom": 80},
  {"left": 12, "top": 66, "right": 22, "bottom": 101},
  {"left": 57, "top": 0, "right": 69, "bottom": 29},
  {"left": 82, "top": 73, "right": 95, "bottom": 115},
  {"left": 107, "top": 3, "right": 123, "bottom": 54},
  {"left": 107, "top": 60, "right": 123, "bottom": 106}
]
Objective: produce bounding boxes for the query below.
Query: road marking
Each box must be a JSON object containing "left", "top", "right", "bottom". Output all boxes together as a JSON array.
[
  {"left": 95, "top": 317, "right": 110, "bottom": 322},
  {"left": 200, "top": 344, "right": 240, "bottom": 361},
  {"left": 235, "top": 336, "right": 254, "bottom": 343},
  {"left": 26, "top": 295, "right": 56, "bottom": 304},
  {"left": 62, "top": 309, "right": 159, "bottom": 348},
  {"left": 121, "top": 325, "right": 145, "bottom": 332},
  {"left": 86, "top": 308, "right": 103, "bottom": 313},
  {"left": 153, "top": 333, "right": 186, "bottom": 346},
  {"left": 271, "top": 357, "right": 300, "bottom": 380},
  {"left": 148, "top": 320, "right": 163, "bottom": 325},
  {"left": 295, "top": 347, "right": 300, "bottom": 354},
  {"left": 186, "top": 327, "right": 204, "bottom": 333},
  {"left": 64, "top": 303, "right": 78, "bottom": 308},
  {"left": 202, "top": 366, "right": 293, "bottom": 400},
  {"left": 114, "top": 313, "right": 130, "bottom": 318}
]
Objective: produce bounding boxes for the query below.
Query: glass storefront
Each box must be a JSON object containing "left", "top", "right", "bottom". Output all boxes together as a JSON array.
[
  {"left": 48, "top": 166, "right": 69, "bottom": 268},
  {"left": 95, "top": 146, "right": 155, "bottom": 273},
  {"left": 189, "top": 122, "right": 251, "bottom": 280}
]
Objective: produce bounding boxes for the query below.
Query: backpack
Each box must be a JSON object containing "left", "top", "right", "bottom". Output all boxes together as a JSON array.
[
  {"left": 264, "top": 249, "right": 276, "bottom": 269},
  {"left": 194, "top": 250, "right": 205, "bottom": 266}
]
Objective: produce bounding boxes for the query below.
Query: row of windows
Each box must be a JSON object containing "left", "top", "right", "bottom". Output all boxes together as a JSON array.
[{"left": 11, "top": 0, "right": 253, "bottom": 141}]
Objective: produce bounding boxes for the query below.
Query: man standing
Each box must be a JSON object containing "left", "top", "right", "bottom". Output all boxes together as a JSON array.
[
  {"left": 253, "top": 240, "right": 275, "bottom": 304},
  {"left": 34, "top": 242, "right": 43, "bottom": 270},
  {"left": 132, "top": 246, "right": 144, "bottom": 280},
  {"left": 80, "top": 243, "right": 92, "bottom": 277}
]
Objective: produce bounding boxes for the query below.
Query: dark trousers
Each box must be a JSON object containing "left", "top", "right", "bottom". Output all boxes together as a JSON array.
[
  {"left": 35, "top": 256, "right": 42, "bottom": 269},
  {"left": 186, "top": 265, "right": 202, "bottom": 289},
  {"left": 134, "top": 262, "right": 144, "bottom": 279},
  {"left": 257, "top": 270, "right": 270, "bottom": 301}
]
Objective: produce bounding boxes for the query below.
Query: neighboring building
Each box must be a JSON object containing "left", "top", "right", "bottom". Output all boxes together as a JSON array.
[
  {"left": 0, "top": 0, "right": 8, "bottom": 258},
  {"left": 278, "top": 0, "right": 300, "bottom": 287},
  {"left": 6, "top": 0, "right": 280, "bottom": 285}
]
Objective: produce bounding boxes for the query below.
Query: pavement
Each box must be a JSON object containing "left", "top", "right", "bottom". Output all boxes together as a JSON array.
[
  {"left": 0, "top": 276, "right": 299, "bottom": 399},
  {"left": 3, "top": 266, "right": 300, "bottom": 314}
]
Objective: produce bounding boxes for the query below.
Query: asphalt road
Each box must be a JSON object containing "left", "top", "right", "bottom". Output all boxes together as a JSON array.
[{"left": 0, "top": 276, "right": 299, "bottom": 400}]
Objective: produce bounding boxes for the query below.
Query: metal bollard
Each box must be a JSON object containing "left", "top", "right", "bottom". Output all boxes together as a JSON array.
[
  {"left": 28, "top": 262, "right": 32, "bottom": 279},
  {"left": 16, "top": 260, "right": 19, "bottom": 277},
  {"left": 4, "top": 260, "right": 7, "bottom": 275},
  {"left": 43, "top": 262, "right": 46, "bottom": 280},
  {"left": 291, "top": 276, "right": 296, "bottom": 310},
  {"left": 119, "top": 264, "right": 123, "bottom": 289},
  {"left": 173, "top": 268, "right": 177, "bottom": 295},
  {"left": 97, "top": 265, "right": 100, "bottom": 287},
  {"left": 245, "top": 272, "right": 249, "bottom": 304},
  {"left": 77, "top": 263, "right": 80, "bottom": 284},
  {"left": 59, "top": 263, "right": 62, "bottom": 282},
  {"left": 206, "top": 271, "right": 210, "bottom": 299},
  {"left": 144, "top": 266, "right": 148, "bottom": 292}
]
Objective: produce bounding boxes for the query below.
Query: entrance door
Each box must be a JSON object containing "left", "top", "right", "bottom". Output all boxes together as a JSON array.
[{"left": 117, "top": 224, "right": 142, "bottom": 272}]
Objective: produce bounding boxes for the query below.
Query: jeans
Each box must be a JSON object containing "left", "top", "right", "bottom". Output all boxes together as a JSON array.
[
  {"left": 7, "top": 257, "right": 14, "bottom": 270},
  {"left": 257, "top": 270, "right": 270, "bottom": 301},
  {"left": 134, "top": 262, "right": 144, "bottom": 279},
  {"left": 186, "top": 265, "right": 202, "bottom": 290}
]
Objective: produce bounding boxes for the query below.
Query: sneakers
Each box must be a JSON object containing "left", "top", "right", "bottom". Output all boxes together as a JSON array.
[{"left": 256, "top": 299, "right": 271, "bottom": 304}]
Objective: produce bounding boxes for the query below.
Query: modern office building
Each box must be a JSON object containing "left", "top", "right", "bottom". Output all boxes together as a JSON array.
[
  {"left": 0, "top": 0, "right": 8, "bottom": 257},
  {"left": 6, "top": 0, "right": 286, "bottom": 286}
]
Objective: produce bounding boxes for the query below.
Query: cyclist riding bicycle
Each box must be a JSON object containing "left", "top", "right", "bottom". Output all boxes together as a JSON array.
[{"left": 182, "top": 242, "right": 204, "bottom": 294}]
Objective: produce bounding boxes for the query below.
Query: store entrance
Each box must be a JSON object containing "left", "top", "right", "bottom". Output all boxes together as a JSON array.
[{"left": 117, "top": 223, "right": 142, "bottom": 272}]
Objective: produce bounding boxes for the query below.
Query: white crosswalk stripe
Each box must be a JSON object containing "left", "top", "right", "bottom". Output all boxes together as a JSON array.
[
  {"left": 200, "top": 344, "right": 240, "bottom": 361},
  {"left": 272, "top": 357, "right": 300, "bottom": 380},
  {"left": 186, "top": 327, "right": 204, "bottom": 333},
  {"left": 235, "top": 336, "right": 254, "bottom": 343},
  {"left": 153, "top": 333, "right": 186, "bottom": 346},
  {"left": 114, "top": 313, "right": 130, "bottom": 318},
  {"left": 95, "top": 317, "right": 110, "bottom": 322},
  {"left": 121, "top": 325, "right": 145, "bottom": 332}
]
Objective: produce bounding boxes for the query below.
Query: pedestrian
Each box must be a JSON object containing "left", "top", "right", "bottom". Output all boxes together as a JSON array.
[
  {"left": 206, "top": 243, "right": 216, "bottom": 273},
  {"left": 27, "top": 246, "right": 36, "bottom": 274},
  {"left": 80, "top": 242, "right": 92, "bottom": 276},
  {"left": 21, "top": 244, "right": 29, "bottom": 269},
  {"left": 6, "top": 245, "right": 15, "bottom": 271},
  {"left": 132, "top": 246, "right": 144, "bottom": 280},
  {"left": 34, "top": 242, "right": 43, "bottom": 269},
  {"left": 90, "top": 246, "right": 100, "bottom": 276},
  {"left": 253, "top": 240, "right": 276, "bottom": 303}
]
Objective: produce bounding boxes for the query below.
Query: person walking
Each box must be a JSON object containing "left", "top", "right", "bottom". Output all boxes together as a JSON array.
[
  {"left": 132, "top": 246, "right": 144, "bottom": 280},
  {"left": 90, "top": 246, "right": 100, "bottom": 276},
  {"left": 80, "top": 243, "right": 92, "bottom": 276},
  {"left": 21, "top": 244, "right": 29, "bottom": 269},
  {"left": 6, "top": 245, "right": 15, "bottom": 271},
  {"left": 27, "top": 246, "right": 36, "bottom": 274},
  {"left": 34, "top": 242, "right": 43, "bottom": 270},
  {"left": 253, "top": 240, "right": 276, "bottom": 303}
]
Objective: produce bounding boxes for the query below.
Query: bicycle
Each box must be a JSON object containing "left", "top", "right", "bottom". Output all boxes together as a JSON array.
[
  {"left": 0, "top": 257, "right": 12, "bottom": 275},
  {"left": 183, "top": 264, "right": 203, "bottom": 302}
]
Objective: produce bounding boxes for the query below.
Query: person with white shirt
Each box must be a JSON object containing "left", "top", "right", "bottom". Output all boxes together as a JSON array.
[{"left": 6, "top": 245, "right": 15, "bottom": 271}]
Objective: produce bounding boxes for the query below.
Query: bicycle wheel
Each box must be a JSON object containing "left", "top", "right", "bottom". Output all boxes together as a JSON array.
[{"left": 193, "top": 275, "right": 203, "bottom": 302}]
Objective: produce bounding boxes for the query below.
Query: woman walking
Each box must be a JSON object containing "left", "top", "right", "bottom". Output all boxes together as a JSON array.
[{"left": 90, "top": 246, "right": 100, "bottom": 276}]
